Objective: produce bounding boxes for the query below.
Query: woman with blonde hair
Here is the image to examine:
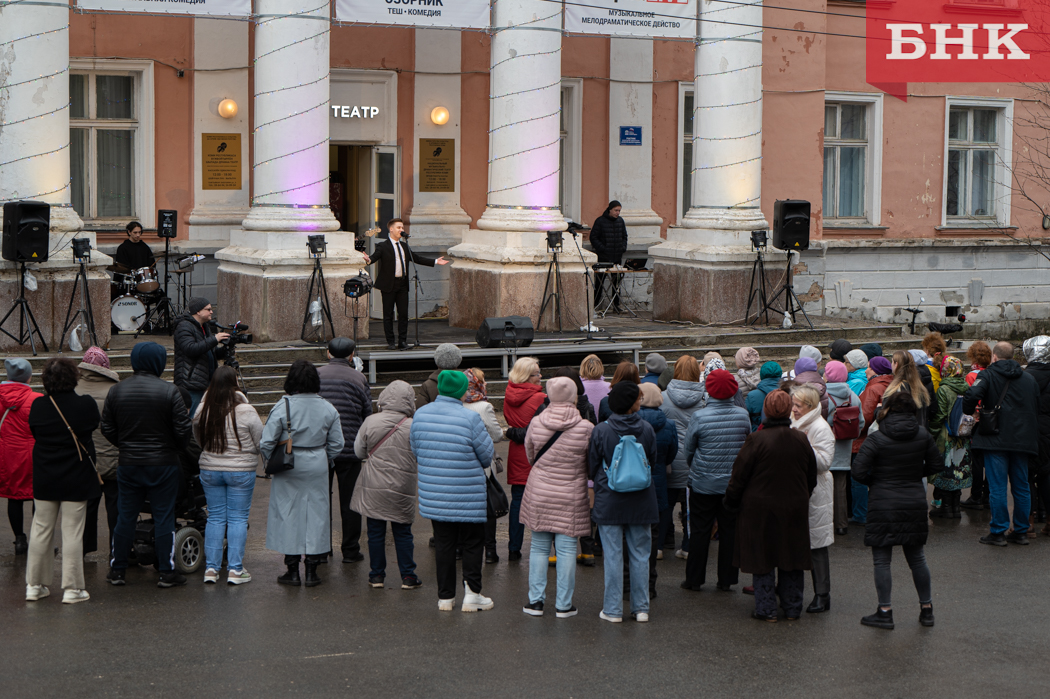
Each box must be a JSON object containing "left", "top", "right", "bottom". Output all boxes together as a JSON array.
[
  {"left": 885, "top": 350, "right": 930, "bottom": 427},
  {"left": 503, "top": 356, "right": 546, "bottom": 560},
  {"left": 580, "top": 354, "right": 610, "bottom": 411}
]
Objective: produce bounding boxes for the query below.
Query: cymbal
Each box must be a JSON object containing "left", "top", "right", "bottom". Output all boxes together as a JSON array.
[{"left": 106, "top": 263, "right": 130, "bottom": 273}]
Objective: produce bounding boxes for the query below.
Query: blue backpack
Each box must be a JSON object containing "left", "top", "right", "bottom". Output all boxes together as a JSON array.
[
  {"left": 946, "top": 394, "right": 970, "bottom": 437},
  {"left": 604, "top": 435, "right": 652, "bottom": 493}
]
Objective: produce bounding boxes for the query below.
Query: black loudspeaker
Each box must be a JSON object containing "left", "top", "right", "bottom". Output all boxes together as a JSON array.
[
  {"left": 772, "top": 199, "right": 811, "bottom": 252},
  {"left": 476, "top": 316, "right": 534, "bottom": 349},
  {"left": 157, "top": 209, "right": 177, "bottom": 238},
  {"left": 2, "top": 201, "right": 50, "bottom": 263}
]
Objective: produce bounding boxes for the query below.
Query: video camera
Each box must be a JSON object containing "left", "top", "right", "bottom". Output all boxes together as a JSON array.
[{"left": 211, "top": 320, "right": 253, "bottom": 345}]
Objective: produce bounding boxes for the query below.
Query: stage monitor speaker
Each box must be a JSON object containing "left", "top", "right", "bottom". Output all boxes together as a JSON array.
[
  {"left": 476, "top": 316, "right": 534, "bottom": 349},
  {"left": 772, "top": 199, "right": 811, "bottom": 252},
  {"left": 2, "top": 201, "right": 50, "bottom": 263}
]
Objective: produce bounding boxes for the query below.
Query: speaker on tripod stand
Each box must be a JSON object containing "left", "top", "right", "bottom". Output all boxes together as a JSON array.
[
  {"left": 767, "top": 199, "right": 814, "bottom": 329},
  {"left": 1, "top": 201, "right": 50, "bottom": 355}
]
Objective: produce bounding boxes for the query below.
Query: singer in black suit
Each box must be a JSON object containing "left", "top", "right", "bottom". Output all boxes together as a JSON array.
[{"left": 362, "top": 218, "right": 449, "bottom": 350}]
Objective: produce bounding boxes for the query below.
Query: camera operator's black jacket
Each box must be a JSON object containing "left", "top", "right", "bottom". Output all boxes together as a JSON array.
[
  {"left": 101, "top": 372, "right": 193, "bottom": 466},
  {"left": 173, "top": 313, "right": 227, "bottom": 392}
]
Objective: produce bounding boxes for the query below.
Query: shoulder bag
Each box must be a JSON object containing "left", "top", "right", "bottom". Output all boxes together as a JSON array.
[
  {"left": 265, "top": 397, "right": 295, "bottom": 475},
  {"left": 977, "top": 379, "right": 1011, "bottom": 437},
  {"left": 48, "top": 396, "right": 103, "bottom": 485},
  {"left": 486, "top": 466, "right": 510, "bottom": 519},
  {"left": 368, "top": 416, "right": 409, "bottom": 458}
]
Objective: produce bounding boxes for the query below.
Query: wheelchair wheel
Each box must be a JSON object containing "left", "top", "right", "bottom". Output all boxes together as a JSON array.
[{"left": 173, "top": 527, "right": 204, "bottom": 574}]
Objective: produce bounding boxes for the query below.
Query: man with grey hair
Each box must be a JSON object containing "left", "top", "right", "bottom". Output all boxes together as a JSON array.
[
  {"left": 417, "top": 343, "right": 463, "bottom": 408},
  {"left": 963, "top": 341, "right": 1040, "bottom": 546}
]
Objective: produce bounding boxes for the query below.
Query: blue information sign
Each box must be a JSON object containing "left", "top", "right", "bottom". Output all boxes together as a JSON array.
[{"left": 619, "top": 126, "right": 643, "bottom": 146}]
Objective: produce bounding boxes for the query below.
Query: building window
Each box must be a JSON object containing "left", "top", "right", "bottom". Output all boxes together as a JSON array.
[
  {"left": 822, "top": 93, "right": 884, "bottom": 227},
  {"left": 677, "top": 84, "right": 694, "bottom": 222},
  {"left": 559, "top": 79, "right": 582, "bottom": 224},
  {"left": 69, "top": 61, "right": 154, "bottom": 226},
  {"left": 942, "top": 98, "right": 1012, "bottom": 227}
]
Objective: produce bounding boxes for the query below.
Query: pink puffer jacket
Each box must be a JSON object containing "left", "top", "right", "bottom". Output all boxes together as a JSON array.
[{"left": 519, "top": 378, "right": 594, "bottom": 538}]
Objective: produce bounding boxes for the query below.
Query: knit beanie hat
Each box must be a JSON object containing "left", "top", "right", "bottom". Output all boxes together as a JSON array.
[
  {"left": 639, "top": 382, "right": 663, "bottom": 408},
  {"left": 434, "top": 343, "right": 462, "bottom": 370},
  {"left": 188, "top": 296, "right": 211, "bottom": 315},
  {"left": 82, "top": 346, "right": 110, "bottom": 369},
  {"left": 645, "top": 353, "right": 667, "bottom": 374},
  {"left": 824, "top": 360, "right": 848, "bottom": 384},
  {"left": 545, "top": 376, "right": 577, "bottom": 404},
  {"left": 437, "top": 369, "right": 468, "bottom": 399},
  {"left": 844, "top": 349, "right": 869, "bottom": 371},
  {"left": 735, "top": 347, "right": 760, "bottom": 370},
  {"left": 703, "top": 351, "right": 724, "bottom": 365},
  {"left": 4, "top": 358, "right": 32, "bottom": 384},
  {"left": 328, "top": 337, "right": 355, "bottom": 359},
  {"left": 909, "top": 349, "right": 930, "bottom": 366},
  {"left": 608, "top": 381, "right": 640, "bottom": 415},
  {"left": 760, "top": 361, "right": 783, "bottom": 379},
  {"left": 703, "top": 356, "right": 726, "bottom": 380},
  {"left": 763, "top": 390, "right": 792, "bottom": 419},
  {"left": 860, "top": 343, "right": 883, "bottom": 360},
  {"left": 799, "top": 345, "right": 822, "bottom": 363},
  {"left": 794, "top": 357, "right": 818, "bottom": 375},
  {"left": 130, "top": 342, "right": 167, "bottom": 377},
  {"left": 705, "top": 369, "right": 738, "bottom": 400},
  {"left": 829, "top": 339, "right": 853, "bottom": 361},
  {"left": 869, "top": 356, "right": 893, "bottom": 375}
]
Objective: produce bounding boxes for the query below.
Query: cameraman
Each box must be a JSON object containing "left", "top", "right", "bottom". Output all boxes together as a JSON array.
[{"left": 174, "top": 297, "right": 229, "bottom": 416}]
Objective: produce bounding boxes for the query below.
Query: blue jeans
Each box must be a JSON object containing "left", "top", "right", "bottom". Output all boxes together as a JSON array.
[
  {"left": 187, "top": 390, "right": 205, "bottom": 419},
  {"left": 200, "top": 470, "right": 255, "bottom": 571},
  {"left": 528, "top": 531, "right": 578, "bottom": 611},
  {"left": 111, "top": 464, "right": 180, "bottom": 572},
  {"left": 983, "top": 450, "right": 1031, "bottom": 534},
  {"left": 509, "top": 484, "right": 526, "bottom": 553},
  {"left": 851, "top": 480, "right": 868, "bottom": 523},
  {"left": 598, "top": 523, "right": 650, "bottom": 617},
  {"left": 366, "top": 518, "right": 416, "bottom": 578}
]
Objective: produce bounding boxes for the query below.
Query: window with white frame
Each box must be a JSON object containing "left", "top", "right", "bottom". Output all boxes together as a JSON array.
[
  {"left": 822, "top": 94, "right": 883, "bottom": 226},
  {"left": 559, "top": 80, "right": 582, "bottom": 224},
  {"left": 69, "top": 62, "right": 153, "bottom": 225},
  {"left": 946, "top": 107, "right": 999, "bottom": 219},
  {"left": 682, "top": 90, "right": 694, "bottom": 218}
]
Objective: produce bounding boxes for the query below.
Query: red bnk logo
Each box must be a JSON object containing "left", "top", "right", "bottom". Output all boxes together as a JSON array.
[{"left": 867, "top": 1, "right": 1050, "bottom": 100}]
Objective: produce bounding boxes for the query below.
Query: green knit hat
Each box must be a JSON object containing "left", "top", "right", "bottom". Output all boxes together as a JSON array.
[
  {"left": 437, "top": 370, "right": 469, "bottom": 399},
  {"left": 759, "top": 361, "right": 783, "bottom": 379}
]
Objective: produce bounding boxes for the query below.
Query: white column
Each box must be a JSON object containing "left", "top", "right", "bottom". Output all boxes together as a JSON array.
[
  {"left": 240, "top": 0, "right": 338, "bottom": 234},
  {"left": 608, "top": 38, "right": 662, "bottom": 248},
  {"left": 0, "top": 2, "right": 84, "bottom": 243},
  {"left": 677, "top": 0, "right": 766, "bottom": 243}
]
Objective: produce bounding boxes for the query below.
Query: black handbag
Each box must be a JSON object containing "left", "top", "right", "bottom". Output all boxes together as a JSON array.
[
  {"left": 265, "top": 397, "right": 295, "bottom": 475},
  {"left": 977, "top": 380, "right": 1011, "bottom": 437},
  {"left": 486, "top": 466, "right": 509, "bottom": 519}
]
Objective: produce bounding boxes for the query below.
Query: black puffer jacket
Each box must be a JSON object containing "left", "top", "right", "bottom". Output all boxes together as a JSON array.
[
  {"left": 852, "top": 412, "right": 940, "bottom": 548},
  {"left": 962, "top": 359, "right": 1040, "bottom": 456},
  {"left": 1025, "top": 362, "right": 1050, "bottom": 466},
  {"left": 101, "top": 372, "right": 193, "bottom": 466},
  {"left": 589, "top": 213, "right": 628, "bottom": 263},
  {"left": 173, "top": 313, "right": 226, "bottom": 391},
  {"left": 318, "top": 358, "right": 373, "bottom": 460}
]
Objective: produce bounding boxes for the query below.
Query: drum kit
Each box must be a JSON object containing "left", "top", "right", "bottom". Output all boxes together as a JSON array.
[{"left": 107, "top": 252, "right": 204, "bottom": 333}]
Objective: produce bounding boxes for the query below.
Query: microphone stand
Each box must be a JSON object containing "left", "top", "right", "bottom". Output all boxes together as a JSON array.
[
  {"left": 569, "top": 225, "right": 611, "bottom": 344},
  {"left": 405, "top": 235, "right": 424, "bottom": 349}
]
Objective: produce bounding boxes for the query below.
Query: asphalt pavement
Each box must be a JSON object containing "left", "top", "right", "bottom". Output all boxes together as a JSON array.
[{"left": 1, "top": 442, "right": 1048, "bottom": 698}]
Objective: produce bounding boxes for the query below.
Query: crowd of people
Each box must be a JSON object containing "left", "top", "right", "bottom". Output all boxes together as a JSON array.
[{"left": 2, "top": 321, "right": 1046, "bottom": 629}]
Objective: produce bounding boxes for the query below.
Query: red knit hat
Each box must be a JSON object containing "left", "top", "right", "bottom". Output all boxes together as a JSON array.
[{"left": 705, "top": 369, "right": 738, "bottom": 400}]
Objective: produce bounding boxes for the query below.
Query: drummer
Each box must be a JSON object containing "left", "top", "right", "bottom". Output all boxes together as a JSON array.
[{"left": 113, "top": 221, "right": 155, "bottom": 270}]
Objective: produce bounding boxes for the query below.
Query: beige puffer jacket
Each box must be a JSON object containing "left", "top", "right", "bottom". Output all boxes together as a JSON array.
[
  {"left": 519, "top": 377, "right": 594, "bottom": 538},
  {"left": 192, "top": 392, "right": 264, "bottom": 471},
  {"left": 352, "top": 380, "right": 417, "bottom": 524}
]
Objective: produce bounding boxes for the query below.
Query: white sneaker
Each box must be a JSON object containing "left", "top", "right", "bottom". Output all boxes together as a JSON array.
[
  {"left": 438, "top": 598, "right": 455, "bottom": 612},
  {"left": 204, "top": 568, "right": 219, "bottom": 584},
  {"left": 599, "top": 611, "right": 622, "bottom": 623},
  {"left": 25, "top": 584, "right": 49, "bottom": 601},
  {"left": 62, "top": 589, "right": 90, "bottom": 604},
  {"left": 227, "top": 569, "right": 252, "bottom": 585},
  {"left": 675, "top": 549, "right": 689, "bottom": 560},
  {"left": 632, "top": 611, "right": 649, "bottom": 623},
  {"left": 462, "top": 581, "right": 494, "bottom": 612}
]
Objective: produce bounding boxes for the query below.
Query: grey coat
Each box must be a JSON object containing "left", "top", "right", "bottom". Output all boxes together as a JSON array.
[
  {"left": 825, "top": 382, "right": 865, "bottom": 472},
  {"left": 76, "top": 363, "right": 120, "bottom": 481},
  {"left": 660, "top": 379, "right": 705, "bottom": 489},
  {"left": 351, "top": 381, "right": 417, "bottom": 524},
  {"left": 261, "top": 394, "right": 344, "bottom": 555}
]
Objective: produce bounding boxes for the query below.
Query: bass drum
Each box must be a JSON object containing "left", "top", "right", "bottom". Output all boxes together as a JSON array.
[{"left": 111, "top": 295, "right": 147, "bottom": 332}]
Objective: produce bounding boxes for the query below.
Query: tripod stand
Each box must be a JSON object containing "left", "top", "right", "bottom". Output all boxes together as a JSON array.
[
  {"left": 61, "top": 258, "right": 98, "bottom": 351},
  {"left": 135, "top": 236, "right": 177, "bottom": 337},
  {"left": 537, "top": 249, "right": 565, "bottom": 333},
  {"left": 744, "top": 247, "right": 772, "bottom": 326},
  {"left": 767, "top": 252, "right": 814, "bottom": 330},
  {"left": 568, "top": 226, "right": 611, "bottom": 343},
  {"left": 300, "top": 254, "right": 335, "bottom": 343},
  {"left": 0, "top": 262, "right": 48, "bottom": 355}
]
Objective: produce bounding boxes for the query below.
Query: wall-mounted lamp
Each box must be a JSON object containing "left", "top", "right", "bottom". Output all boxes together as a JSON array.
[
  {"left": 218, "top": 98, "right": 239, "bottom": 119},
  {"left": 430, "top": 106, "right": 450, "bottom": 126}
]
